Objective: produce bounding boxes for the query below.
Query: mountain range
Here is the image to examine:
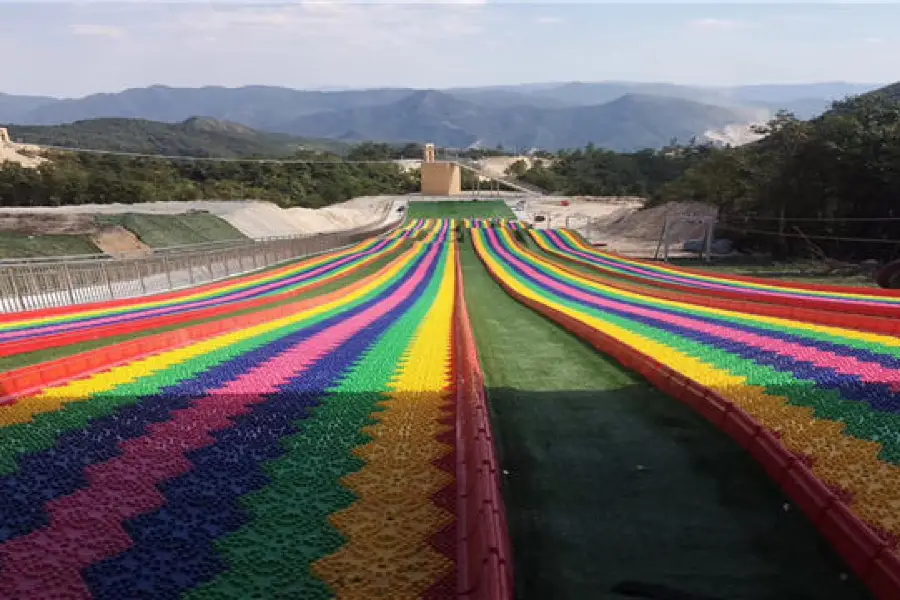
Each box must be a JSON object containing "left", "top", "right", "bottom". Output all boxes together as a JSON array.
[
  {"left": 3, "top": 117, "right": 348, "bottom": 158},
  {"left": 0, "top": 81, "right": 882, "bottom": 152}
]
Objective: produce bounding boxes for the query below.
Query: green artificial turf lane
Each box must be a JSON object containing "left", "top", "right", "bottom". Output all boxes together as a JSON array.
[
  {"left": 97, "top": 213, "right": 247, "bottom": 247},
  {"left": 0, "top": 245, "right": 405, "bottom": 372},
  {"left": 459, "top": 238, "right": 872, "bottom": 600},
  {"left": 0, "top": 231, "right": 101, "bottom": 259},
  {"left": 406, "top": 200, "right": 514, "bottom": 219}
]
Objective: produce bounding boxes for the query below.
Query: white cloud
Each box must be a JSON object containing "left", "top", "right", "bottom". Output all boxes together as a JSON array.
[
  {"left": 171, "top": 3, "right": 486, "bottom": 44},
  {"left": 863, "top": 36, "right": 886, "bottom": 45},
  {"left": 69, "top": 24, "right": 126, "bottom": 39},
  {"left": 687, "top": 18, "right": 744, "bottom": 31},
  {"left": 535, "top": 16, "right": 563, "bottom": 25}
]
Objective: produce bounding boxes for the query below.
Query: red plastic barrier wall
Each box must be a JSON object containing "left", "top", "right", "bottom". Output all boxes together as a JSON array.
[
  {"left": 478, "top": 253, "right": 900, "bottom": 600},
  {"left": 453, "top": 249, "right": 515, "bottom": 600},
  {"left": 0, "top": 258, "right": 404, "bottom": 403}
]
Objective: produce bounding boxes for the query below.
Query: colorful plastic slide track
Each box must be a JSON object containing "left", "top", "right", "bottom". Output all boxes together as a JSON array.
[
  {"left": 0, "top": 237, "right": 408, "bottom": 361},
  {"left": 527, "top": 230, "right": 899, "bottom": 337},
  {"left": 459, "top": 218, "right": 525, "bottom": 230},
  {"left": 473, "top": 225, "right": 900, "bottom": 600},
  {"left": 0, "top": 219, "right": 513, "bottom": 600},
  {"left": 530, "top": 228, "right": 900, "bottom": 321},
  {"left": 0, "top": 218, "right": 430, "bottom": 330},
  {"left": 0, "top": 219, "right": 438, "bottom": 346}
]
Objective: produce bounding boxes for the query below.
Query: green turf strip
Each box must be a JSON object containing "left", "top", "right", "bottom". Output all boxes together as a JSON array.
[
  {"left": 483, "top": 233, "right": 900, "bottom": 458},
  {"left": 491, "top": 230, "right": 900, "bottom": 360},
  {"left": 186, "top": 242, "right": 448, "bottom": 600},
  {"left": 0, "top": 244, "right": 429, "bottom": 476},
  {"left": 407, "top": 200, "right": 514, "bottom": 219},
  {"left": 462, "top": 237, "right": 872, "bottom": 600},
  {"left": 0, "top": 243, "right": 406, "bottom": 372},
  {"left": 481, "top": 235, "right": 900, "bottom": 461}
]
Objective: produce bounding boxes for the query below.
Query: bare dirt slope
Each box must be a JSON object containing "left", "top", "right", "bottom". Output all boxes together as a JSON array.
[
  {"left": 525, "top": 197, "right": 645, "bottom": 226},
  {"left": 0, "top": 143, "right": 45, "bottom": 168},
  {"left": 475, "top": 156, "right": 552, "bottom": 177},
  {"left": 520, "top": 198, "right": 716, "bottom": 257},
  {"left": 0, "top": 213, "right": 151, "bottom": 258},
  {"left": 0, "top": 213, "right": 98, "bottom": 236},
  {"left": 90, "top": 227, "right": 151, "bottom": 257},
  {"left": 589, "top": 201, "right": 718, "bottom": 257},
  {"left": 0, "top": 197, "right": 408, "bottom": 240},
  {"left": 0, "top": 129, "right": 46, "bottom": 168},
  {"left": 284, "top": 196, "right": 403, "bottom": 234}
]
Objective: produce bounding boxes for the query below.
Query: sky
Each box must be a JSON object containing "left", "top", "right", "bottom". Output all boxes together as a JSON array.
[{"left": 0, "top": 1, "right": 897, "bottom": 98}]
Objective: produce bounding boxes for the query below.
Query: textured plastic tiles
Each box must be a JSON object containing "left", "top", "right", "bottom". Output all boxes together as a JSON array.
[{"left": 0, "top": 223, "right": 477, "bottom": 600}]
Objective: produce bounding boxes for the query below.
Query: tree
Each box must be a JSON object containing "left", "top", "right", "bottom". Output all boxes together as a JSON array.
[
  {"left": 749, "top": 111, "right": 810, "bottom": 254},
  {"left": 505, "top": 159, "right": 528, "bottom": 178},
  {"left": 0, "top": 149, "right": 419, "bottom": 209}
]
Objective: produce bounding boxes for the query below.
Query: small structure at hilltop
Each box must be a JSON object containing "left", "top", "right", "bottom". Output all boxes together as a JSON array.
[{"left": 420, "top": 143, "right": 462, "bottom": 196}]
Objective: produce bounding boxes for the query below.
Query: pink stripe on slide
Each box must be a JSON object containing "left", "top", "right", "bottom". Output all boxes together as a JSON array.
[
  {"left": 0, "top": 243, "right": 439, "bottom": 600},
  {"left": 547, "top": 230, "right": 890, "bottom": 308},
  {"left": 1, "top": 240, "right": 390, "bottom": 341},
  {"left": 491, "top": 230, "right": 900, "bottom": 389}
]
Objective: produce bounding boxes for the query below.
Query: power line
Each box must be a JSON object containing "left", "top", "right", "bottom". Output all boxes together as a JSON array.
[
  {"left": 727, "top": 215, "right": 900, "bottom": 223},
  {"left": 26, "top": 143, "right": 422, "bottom": 164},
  {"left": 20, "top": 143, "right": 542, "bottom": 194},
  {"left": 717, "top": 224, "right": 900, "bottom": 244}
]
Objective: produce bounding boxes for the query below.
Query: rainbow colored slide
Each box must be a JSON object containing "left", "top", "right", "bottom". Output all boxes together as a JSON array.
[
  {"left": 474, "top": 225, "right": 900, "bottom": 598},
  {"left": 0, "top": 219, "right": 511, "bottom": 600},
  {"left": 530, "top": 228, "right": 900, "bottom": 321},
  {"left": 2, "top": 215, "right": 900, "bottom": 599}
]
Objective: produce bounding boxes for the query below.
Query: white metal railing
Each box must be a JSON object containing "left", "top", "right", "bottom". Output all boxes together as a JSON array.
[
  {"left": 0, "top": 220, "right": 399, "bottom": 313},
  {"left": 451, "top": 158, "right": 548, "bottom": 196}
]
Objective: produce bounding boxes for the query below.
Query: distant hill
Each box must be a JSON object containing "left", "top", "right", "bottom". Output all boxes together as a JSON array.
[
  {"left": 283, "top": 90, "right": 484, "bottom": 148},
  {"left": 0, "top": 81, "right": 884, "bottom": 151},
  {"left": 724, "top": 82, "right": 879, "bottom": 105},
  {"left": 283, "top": 90, "right": 748, "bottom": 151},
  {"left": 0, "top": 93, "right": 57, "bottom": 123},
  {"left": 854, "top": 81, "right": 900, "bottom": 104},
  {"left": 4, "top": 117, "right": 349, "bottom": 158},
  {"left": 799, "top": 81, "right": 900, "bottom": 121},
  {"left": 7, "top": 85, "right": 417, "bottom": 130}
]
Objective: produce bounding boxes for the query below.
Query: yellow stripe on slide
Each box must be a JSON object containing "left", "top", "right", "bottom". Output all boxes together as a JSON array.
[
  {"left": 0, "top": 237, "right": 389, "bottom": 332},
  {"left": 0, "top": 244, "right": 424, "bottom": 427},
  {"left": 558, "top": 228, "right": 900, "bottom": 304},
  {"left": 314, "top": 241, "right": 456, "bottom": 599},
  {"left": 507, "top": 228, "right": 900, "bottom": 348}
]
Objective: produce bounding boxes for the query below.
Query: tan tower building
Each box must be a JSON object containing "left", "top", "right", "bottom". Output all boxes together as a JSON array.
[{"left": 420, "top": 143, "right": 461, "bottom": 196}]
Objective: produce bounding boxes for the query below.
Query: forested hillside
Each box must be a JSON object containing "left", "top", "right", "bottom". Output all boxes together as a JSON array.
[
  {"left": 0, "top": 151, "right": 419, "bottom": 208},
  {"left": 4, "top": 117, "right": 348, "bottom": 158},
  {"left": 515, "top": 143, "right": 713, "bottom": 197},
  {"left": 654, "top": 83, "right": 900, "bottom": 259},
  {"left": 514, "top": 82, "right": 900, "bottom": 260}
]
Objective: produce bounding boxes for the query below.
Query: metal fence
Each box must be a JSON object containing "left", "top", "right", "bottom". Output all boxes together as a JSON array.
[
  {"left": 0, "top": 221, "right": 399, "bottom": 313},
  {"left": 452, "top": 158, "right": 547, "bottom": 196}
]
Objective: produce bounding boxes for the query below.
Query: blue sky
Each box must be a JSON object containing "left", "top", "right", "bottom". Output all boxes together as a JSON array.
[{"left": 0, "top": 2, "right": 896, "bottom": 97}]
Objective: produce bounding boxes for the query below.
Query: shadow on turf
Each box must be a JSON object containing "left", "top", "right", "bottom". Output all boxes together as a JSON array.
[{"left": 482, "top": 385, "right": 876, "bottom": 600}]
